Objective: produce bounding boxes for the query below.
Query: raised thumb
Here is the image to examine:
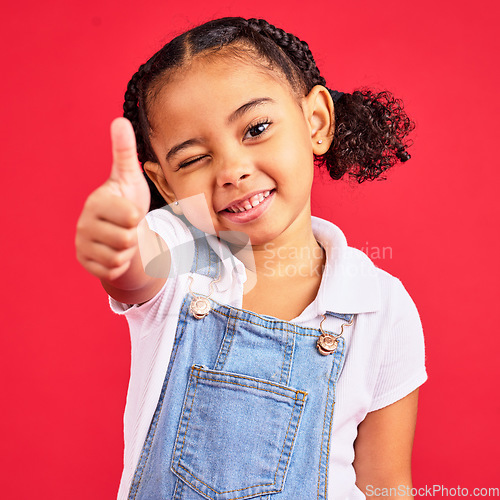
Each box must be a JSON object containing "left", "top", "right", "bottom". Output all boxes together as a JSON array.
[{"left": 110, "top": 117, "right": 142, "bottom": 183}]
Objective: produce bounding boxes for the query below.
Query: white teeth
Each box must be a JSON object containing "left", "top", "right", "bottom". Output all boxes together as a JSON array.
[
  {"left": 226, "top": 189, "right": 273, "bottom": 213},
  {"left": 250, "top": 195, "right": 260, "bottom": 207}
]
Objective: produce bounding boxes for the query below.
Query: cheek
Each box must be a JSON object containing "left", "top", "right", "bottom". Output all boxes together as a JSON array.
[
  {"left": 271, "top": 129, "right": 314, "bottom": 180},
  {"left": 178, "top": 192, "right": 218, "bottom": 234}
]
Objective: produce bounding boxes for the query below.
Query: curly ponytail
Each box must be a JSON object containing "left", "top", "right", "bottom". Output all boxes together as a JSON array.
[
  {"left": 123, "top": 17, "right": 415, "bottom": 210},
  {"left": 322, "top": 89, "right": 415, "bottom": 182}
]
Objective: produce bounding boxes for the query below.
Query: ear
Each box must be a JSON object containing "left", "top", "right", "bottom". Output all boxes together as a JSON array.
[
  {"left": 144, "top": 161, "right": 183, "bottom": 214},
  {"left": 303, "top": 85, "right": 335, "bottom": 155}
]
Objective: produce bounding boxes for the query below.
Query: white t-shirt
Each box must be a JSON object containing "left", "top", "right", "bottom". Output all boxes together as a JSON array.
[{"left": 110, "top": 209, "right": 427, "bottom": 500}]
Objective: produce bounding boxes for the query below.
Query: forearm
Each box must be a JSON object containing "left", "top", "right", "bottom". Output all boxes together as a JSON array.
[{"left": 354, "top": 390, "right": 419, "bottom": 500}]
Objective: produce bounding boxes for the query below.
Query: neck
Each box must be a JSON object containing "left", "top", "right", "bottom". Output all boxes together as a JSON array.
[{"left": 227, "top": 219, "right": 325, "bottom": 282}]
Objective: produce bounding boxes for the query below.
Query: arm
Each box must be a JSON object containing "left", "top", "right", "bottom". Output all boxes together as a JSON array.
[
  {"left": 353, "top": 388, "right": 420, "bottom": 499},
  {"left": 76, "top": 118, "right": 167, "bottom": 304}
]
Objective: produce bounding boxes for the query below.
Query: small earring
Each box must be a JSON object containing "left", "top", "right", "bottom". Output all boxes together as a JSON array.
[
  {"left": 174, "top": 201, "right": 179, "bottom": 206},
  {"left": 317, "top": 139, "right": 323, "bottom": 144}
]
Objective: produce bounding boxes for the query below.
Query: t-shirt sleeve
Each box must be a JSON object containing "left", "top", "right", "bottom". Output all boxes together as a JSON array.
[{"left": 368, "top": 278, "right": 428, "bottom": 412}]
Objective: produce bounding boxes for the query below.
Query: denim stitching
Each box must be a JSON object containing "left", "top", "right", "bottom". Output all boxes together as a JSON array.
[
  {"left": 210, "top": 306, "right": 338, "bottom": 337},
  {"left": 178, "top": 462, "right": 278, "bottom": 494},
  {"left": 193, "top": 373, "right": 306, "bottom": 400},
  {"left": 208, "top": 297, "right": 350, "bottom": 326},
  {"left": 317, "top": 360, "right": 331, "bottom": 500},
  {"left": 316, "top": 323, "right": 349, "bottom": 499},
  {"left": 225, "top": 310, "right": 238, "bottom": 369},
  {"left": 272, "top": 387, "right": 305, "bottom": 486},
  {"left": 213, "top": 309, "right": 238, "bottom": 371},
  {"left": 222, "top": 311, "right": 238, "bottom": 369},
  {"left": 178, "top": 461, "right": 283, "bottom": 499},
  {"left": 175, "top": 469, "right": 216, "bottom": 500},
  {"left": 128, "top": 295, "right": 190, "bottom": 500},
  {"left": 174, "top": 366, "right": 201, "bottom": 474},
  {"left": 276, "top": 322, "right": 295, "bottom": 386},
  {"left": 173, "top": 477, "right": 183, "bottom": 500},
  {"left": 275, "top": 394, "right": 305, "bottom": 490},
  {"left": 194, "top": 366, "right": 307, "bottom": 396},
  {"left": 285, "top": 327, "right": 295, "bottom": 385},
  {"left": 278, "top": 323, "right": 289, "bottom": 386},
  {"left": 211, "top": 307, "right": 348, "bottom": 340},
  {"left": 175, "top": 387, "right": 306, "bottom": 496},
  {"left": 324, "top": 328, "right": 349, "bottom": 499}
]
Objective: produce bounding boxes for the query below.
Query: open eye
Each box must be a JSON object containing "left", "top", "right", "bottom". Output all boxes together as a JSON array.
[{"left": 244, "top": 120, "right": 272, "bottom": 140}]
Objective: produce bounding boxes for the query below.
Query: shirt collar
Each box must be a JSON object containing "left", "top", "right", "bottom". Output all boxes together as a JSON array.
[
  {"left": 206, "top": 217, "right": 381, "bottom": 315},
  {"left": 312, "top": 216, "right": 381, "bottom": 315}
]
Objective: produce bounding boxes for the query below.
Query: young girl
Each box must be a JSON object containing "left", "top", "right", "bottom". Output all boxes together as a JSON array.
[{"left": 76, "top": 17, "right": 427, "bottom": 500}]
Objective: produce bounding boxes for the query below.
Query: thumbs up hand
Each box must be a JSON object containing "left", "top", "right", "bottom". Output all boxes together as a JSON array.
[
  {"left": 108, "top": 118, "right": 151, "bottom": 214},
  {"left": 75, "top": 118, "right": 152, "bottom": 283}
]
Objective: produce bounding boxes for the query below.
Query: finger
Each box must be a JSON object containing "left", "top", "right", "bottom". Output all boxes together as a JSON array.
[
  {"left": 110, "top": 117, "right": 142, "bottom": 183},
  {"left": 85, "top": 241, "right": 138, "bottom": 270},
  {"left": 85, "top": 188, "right": 142, "bottom": 228},
  {"left": 82, "top": 258, "right": 132, "bottom": 283},
  {"left": 88, "top": 220, "right": 138, "bottom": 251}
]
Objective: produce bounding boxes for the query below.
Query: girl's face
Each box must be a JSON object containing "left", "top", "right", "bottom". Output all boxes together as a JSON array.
[{"left": 146, "top": 54, "right": 331, "bottom": 248}]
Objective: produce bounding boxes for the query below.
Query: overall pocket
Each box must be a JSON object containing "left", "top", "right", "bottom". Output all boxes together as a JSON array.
[{"left": 171, "top": 365, "right": 307, "bottom": 500}]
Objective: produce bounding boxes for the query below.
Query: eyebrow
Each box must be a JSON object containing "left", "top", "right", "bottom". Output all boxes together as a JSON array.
[
  {"left": 227, "top": 97, "right": 275, "bottom": 124},
  {"left": 165, "top": 97, "right": 275, "bottom": 162},
  {"left": 166, "top": 138, "right": 205, "bottom": 162}
]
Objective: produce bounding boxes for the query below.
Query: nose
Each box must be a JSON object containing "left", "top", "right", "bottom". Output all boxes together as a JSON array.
[{"left": 215, "top": 153, "right": 253, "bottom": 188}]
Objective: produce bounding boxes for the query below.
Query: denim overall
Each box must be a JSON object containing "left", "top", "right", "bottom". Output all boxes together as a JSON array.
[{"left": 128, "top": 226, "right": 353, "bottom": 500}]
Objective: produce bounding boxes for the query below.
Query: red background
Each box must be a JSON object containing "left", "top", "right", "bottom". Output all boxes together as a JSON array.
[{"left": 1, "top": 0, "right": 499, "bottom": 498}]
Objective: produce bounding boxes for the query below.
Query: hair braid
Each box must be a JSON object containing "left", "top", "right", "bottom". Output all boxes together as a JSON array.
[
  {"left": 123, "top": 57, "right": 168, "bottom": 209},
  {"left": 246, "top": 18, "right": 325, "bottom": 91},
  {"left": 123, "top": 57, "right": 159, "bottom": 165}
]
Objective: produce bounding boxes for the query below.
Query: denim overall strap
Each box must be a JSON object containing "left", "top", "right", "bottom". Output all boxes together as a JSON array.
[
  {"left": 128, "top": 230, "right": 352, "bottom": 500},
  {"left": 187, "top": 226, "right": 221, "bottom": 279}
]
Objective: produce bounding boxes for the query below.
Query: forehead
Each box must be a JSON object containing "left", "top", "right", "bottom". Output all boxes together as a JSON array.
[{"left": 148, "top": 54, "right": 300, "bottom": 133}]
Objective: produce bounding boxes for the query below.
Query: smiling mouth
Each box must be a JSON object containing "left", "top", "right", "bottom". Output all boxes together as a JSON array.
[
  {"left": 222, "top": 189, "right": 274, "bottom": 213},
  {"left": 219, "top": 189, "right": 276, "bottom": 224}
]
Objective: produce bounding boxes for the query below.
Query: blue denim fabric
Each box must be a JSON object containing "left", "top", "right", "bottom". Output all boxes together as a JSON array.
[{"left": 128, "top": 227, "right": 352, "bottom": 500}]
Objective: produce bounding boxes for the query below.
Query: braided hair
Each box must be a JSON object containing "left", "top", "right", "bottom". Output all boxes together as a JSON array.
[{"left": 123, "top": 17, "right": 415, "bottom": 210}]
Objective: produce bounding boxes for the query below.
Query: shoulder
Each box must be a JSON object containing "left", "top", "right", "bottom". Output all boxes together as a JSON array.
[
  {"left": 145, "top": 207, "right": 193, "bottom": 245},
  {"left": 144, "top": 208, "right": 199, "bottom": 276},
  {"left": 350, "top": 247, "right": 422, "bottom": 325},
  {"left": 312, "top": 216, "right": 421, "bottom": 319},
  {"left": 373, "top": 266, "right": 422, "bottom": 324}
]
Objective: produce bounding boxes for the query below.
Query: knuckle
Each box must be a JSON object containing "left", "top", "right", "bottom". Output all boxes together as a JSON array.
[
  {"left": 121, "top": 229, "right": 137, "bottom": 248},
  {"left": 124, "top": 209, "right": 141, "bottom": 228},
  {"left": 114, "top": 228, "right": 136, "bottom": 250},
  {"left": 107, "top": 252, "right": 124, "bottom": 268}
]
